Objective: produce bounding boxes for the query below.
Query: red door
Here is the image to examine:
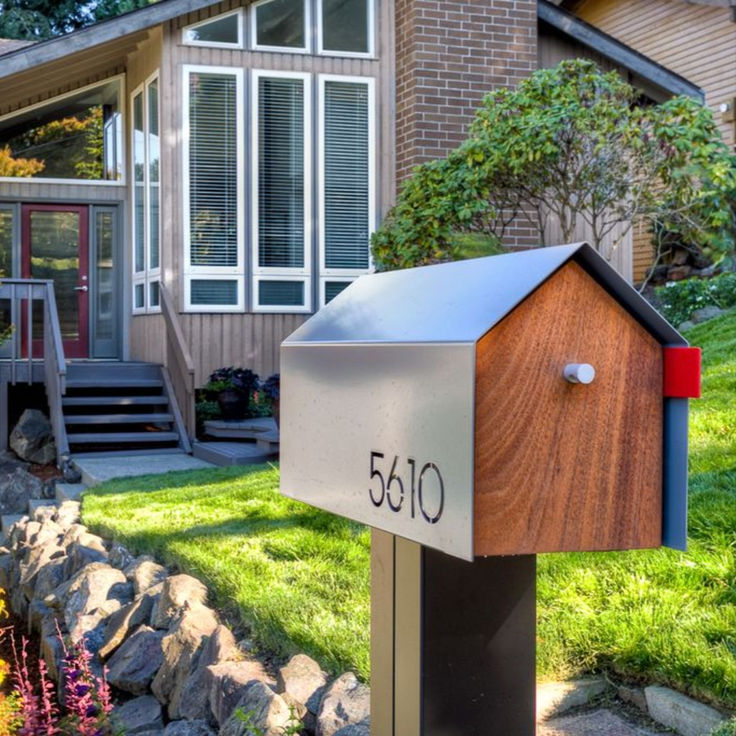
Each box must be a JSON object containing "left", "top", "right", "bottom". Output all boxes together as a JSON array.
[{"left": 21, "top": 204, "right": 89, "bottom": 359}]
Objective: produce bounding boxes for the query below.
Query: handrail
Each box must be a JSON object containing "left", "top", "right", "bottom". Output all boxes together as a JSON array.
[
  {"left": 0, "top": 278, "right": 69, "bottom": 463},
  {"left": 160, "top": 282, "right": 196, "bottom": 440}
]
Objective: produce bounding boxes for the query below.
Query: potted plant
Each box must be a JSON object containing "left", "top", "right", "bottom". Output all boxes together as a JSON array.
[
  {"left": 261, "top": 373, "right": 280, "bottom": 428},
  {"left": 205, "top": 367, "right": 259, "bottom": 421}
]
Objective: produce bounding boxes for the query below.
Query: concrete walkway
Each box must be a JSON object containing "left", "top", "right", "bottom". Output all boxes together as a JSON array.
[
  {"left": 73, "top": 451, "right": 215, "bottom": 486},
  {"left": 541, "top": 709, "right": 663, "bottom": 735}
]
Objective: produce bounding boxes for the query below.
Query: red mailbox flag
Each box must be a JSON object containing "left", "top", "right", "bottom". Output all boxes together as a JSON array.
[{"left": 663, "top": 347, "right": 701, "bottom": 398}]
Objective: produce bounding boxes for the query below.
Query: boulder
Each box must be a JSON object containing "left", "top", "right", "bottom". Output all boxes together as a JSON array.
[
  {"left": 109, "top": 542, "right": 135, "bottom": 570},
  {"left": 32, "top": 504, "right": 57, "bottom": 523},
  {"left": 219, "top": 682, "right": 292, "bottom": 736},
  {"left": 9, "top": 409, "right": 56, "bottom": 465},
  {"left": 334, "top": 722, "right": 370, "bottom": 736},
  {"left": 33, "top": 557, "right": 67, "bottom": 602},
  {"left": 40, "top": 612, "right": 65, "bottom": 681},
  {"left": 0, "top": 554, "right": 11, "bottom": 589},
  {"left": 55, "top": 501, "right": 81, "bottom": 530},
  {"left": 99, "top": 592, "right": 157, "bottom": 660},
  {"left": 64, "top": 533, "right": 110, "bottom": 577},
  {"left": 18, "top": 542, "right": 65, "bottom": 599},
  {"left": 164, "top": 722, "right": 217, "bottom": 736},
  {"left": 178, "top": 624, "right": 240, "bottom": 722},
  {"left": 206, "top": 659, "right": 272, "bottom": 726},
  {"left": 151, "top": 574, "right": 208, "bottom": 629},
  {"left": 0, "top": 449, "right": 29, "bottom": 472},
  {"left": 126, "top": 557, "right": 168, "bottom": 596},
  {"left": 691, "top": 305, "right": 725, "bottom": 324},
  {"left": 316, "top": 673, "right": 370, "bottom": 736},
  {"left": 277, "top": 653, "right": 329, "bottom": 716},
  {"left": 151, "top": 605, "right": 219, "bottom": 719},
  {"left": 111, "top": 695, "right": 164, "bottom": 735},
  {"left": 107, "top": 625, "right": 166, "bottom": 695},
  {"left": 0, "top": 467, "right": 44, "bottom": 514}
]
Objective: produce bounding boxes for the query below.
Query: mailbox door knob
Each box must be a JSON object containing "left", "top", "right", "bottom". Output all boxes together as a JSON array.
[{"left": 564, "top": 363, "right": 595, "bottom": 384}]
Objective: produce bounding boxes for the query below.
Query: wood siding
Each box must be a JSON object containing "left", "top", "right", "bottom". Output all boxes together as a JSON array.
[{"left": 131, "top": 0, "right": 396, "bottom": 383}]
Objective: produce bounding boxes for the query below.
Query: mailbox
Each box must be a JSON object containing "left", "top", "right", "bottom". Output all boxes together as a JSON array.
[{"left": 279, "top": 242, "right": 699, "bottom": 736}]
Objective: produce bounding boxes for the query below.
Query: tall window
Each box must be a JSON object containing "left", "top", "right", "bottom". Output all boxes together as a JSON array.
[
  {"left": 252, "top": 72, "right": 311, "bottom": 312},
  {"left": 319, "top": 75, "right": 374, "bottom": 306},
  {"left": 184, "top": 66, "right": 244, "bottom": 311},
  {"left": 131, "top": 72, "right": 160, "bottom": 314}
]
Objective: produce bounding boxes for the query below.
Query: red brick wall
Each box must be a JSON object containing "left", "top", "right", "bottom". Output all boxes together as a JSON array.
[{"left": 394, "top": 0, "right": 539, "bottom": 246}]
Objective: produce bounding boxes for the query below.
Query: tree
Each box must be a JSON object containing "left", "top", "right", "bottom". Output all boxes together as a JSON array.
[
  {"left": 0, "top": 145, "right": 44, "bottom": 176},
  {"left": 371, "top": 59, "right": 736, "bottom": 276}
]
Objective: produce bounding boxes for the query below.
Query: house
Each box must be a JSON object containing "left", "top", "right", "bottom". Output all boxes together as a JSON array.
[{"left": 0, "top": 0, "right": 705, "bottom": 460}]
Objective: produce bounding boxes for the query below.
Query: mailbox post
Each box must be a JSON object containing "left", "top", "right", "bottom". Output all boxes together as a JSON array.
[{"left": 280, "top": 243, "right": 700, "bottom": 735}]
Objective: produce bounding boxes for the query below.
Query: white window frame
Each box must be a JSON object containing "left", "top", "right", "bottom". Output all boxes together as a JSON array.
[
  {"left": 130, "top": 72, "right": 161, "bottom": 316},
  {"left": 182, "top": 64, "right": 246, "bottom": 313},
  {"left": 0, "top": 74, "right": 126, "bottom": 187},
  {"left": 318, "top": 74, "right": 376, "bottom": 292},
  {"left": 251, "top": 70, "right": 312, "bottom": 313},
  {"left": 250, "top": 0, "right": 310, "bottom": 54},
  {"left": 182, "top": 8, "right": 244, "bottom": 49},
  {"left": 317, "top": 0, "right": 375, "bottom": 58}
]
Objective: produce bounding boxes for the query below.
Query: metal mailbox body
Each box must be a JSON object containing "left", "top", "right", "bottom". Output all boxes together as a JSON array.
[{"left": 280, "top": 243, "right": 690, "bottom": 561}]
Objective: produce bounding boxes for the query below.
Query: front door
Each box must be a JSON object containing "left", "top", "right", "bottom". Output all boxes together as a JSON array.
[{"left": 21, "top": 204, "right": 89, "bottom": 359}]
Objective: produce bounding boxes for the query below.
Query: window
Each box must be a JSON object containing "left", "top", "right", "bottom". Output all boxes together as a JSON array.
[
  {"left": 319, "top": 75, "right": 374, "bottom": 306},
  {"left": 184, "top": 66, "right": 245, "bottom": 311},
  {"left": 319, "top": 0, "right": 373, "bottom": 56},
  {"left": 0, "top": 77, "right": 123, "bottom": 182},
  {"left": 252, "top": 0, "right": 308, "bottom": 52},
  {"left": 252, "top": 72, "right": 311, "bottom": 312},
  {"left": 131, "top": 72, "right": 161, "bottom": 314},
  {"left": 183, "top": 9, "right": 242, "bottom": 48}
]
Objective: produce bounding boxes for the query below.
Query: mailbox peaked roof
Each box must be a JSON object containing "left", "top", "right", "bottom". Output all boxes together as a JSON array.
[{"left": 286, "top": 243, "right": 686, "bottom": 347}]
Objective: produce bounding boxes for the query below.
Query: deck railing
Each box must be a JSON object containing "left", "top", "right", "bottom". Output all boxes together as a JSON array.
[
  {"left": 160, "top": 282, "right": 196, "bottom": 440},
  {"left": 0, "top": 278, "right": 69, "bottom": 462}
]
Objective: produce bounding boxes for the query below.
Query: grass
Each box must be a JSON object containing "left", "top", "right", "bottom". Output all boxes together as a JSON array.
[{"left": 83, "top": 311, "right": 736, "bottom": 705}]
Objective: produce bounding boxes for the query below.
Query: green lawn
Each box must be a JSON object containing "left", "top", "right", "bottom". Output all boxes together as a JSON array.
[{"left": 83, "top": 311, "right": 736, "bottom": 705}]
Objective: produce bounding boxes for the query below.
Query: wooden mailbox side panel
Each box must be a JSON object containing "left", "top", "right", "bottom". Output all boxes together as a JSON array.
[{"left": 474, "top": 261, "right": 663, "bottom": 556}]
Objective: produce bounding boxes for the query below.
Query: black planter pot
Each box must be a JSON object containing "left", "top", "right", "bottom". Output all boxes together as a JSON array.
[{"left": 217, "top": 389, "right": 249, "bottom": 420}]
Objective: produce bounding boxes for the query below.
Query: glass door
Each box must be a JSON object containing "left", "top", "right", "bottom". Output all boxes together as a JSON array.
[{"left": 21, "top": 204, "right": 89, "bottom": 358}]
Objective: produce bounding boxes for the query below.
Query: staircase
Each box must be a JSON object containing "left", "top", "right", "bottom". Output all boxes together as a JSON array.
[{"left": 61, "top": 362, "right": 191, "bottom": 456}]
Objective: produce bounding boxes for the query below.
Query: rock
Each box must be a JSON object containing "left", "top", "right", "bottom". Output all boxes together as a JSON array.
[
  {"left": 151, "top": 574, "right": 208, "bottom": 629},
  {"left": 99, "top": 593, "right": 157, "bottom": 660},
  {"left": 107, "top": 625, "right": 166, "bottom": 695},
  {"left": 206, "top": 658, "right": 272, "bottom": 726},
  {"left": 536, "top": 678, "right": 609, "bottom": 721},
  {"left": 678, "top": 320, "right": 695, "bottom": 332},
  {"left": 316, "top": 673, "right": 370, "bottom": 736},
  {"left": 277, "top": 653, "right": 329, "bottom": 716},
  {"left": 33, "top": 557, "right": 67, "bottom": 601},
  {"left": 40, "top": 613, "right": 65, "bottom": 681},
  {"left": 691, "top": 305, "right": 725, "bottom": 324},
  {"left": 0, "top": 449, "right": 29, "bottom": 472},
  {"left": 0, "top": 467, "right": 44, "bottom": 514},
  {"left": 644, "top": 685, "right": 725, "bottom": 736},
  {"left": 618, "top": 684, "right": 648, "bottom": 714},
  {"left": 126, "top": 557, "right": 168, "bottom": 596},
  {"left": 151, "top": 605, "right": 219, "bottom": 719},
  {"left": 164, "top": 722, "right": 217, "bottom": 736},
  {"left": 18, "top": 542, "right": 65, "bottom": 599},
  {"left": 178, "top": 624, "right": 240, "bottom": 721},
  {"left": 27, "top": 598, "right": 52, "bottom": 634},
  {"left": 334, "top": 722, "right": 370, "bottom": 736},
  {"left": 60, "top": 460, "right": 82, "bottom": 484},
  {"left": 55, "top": 501, "right": 81, "bottom": 530},
  {"left": 0, "top": 554, "right": 11, "bottom": 589},
  {"left": 32, "top": 504, "right": 56, "bottom": 523},
  {"left": 220, "top": 682, "right": 292, "bottom": 736},
  {"left": 109, "top": 542, "right": 135, "bottom": 570},
  {"left": 64, "top": 532, "right": 110, "bottom": 576},
  {"left": 9, "top": 409, "right": 56, "bottom": 465},
  {"left": 541, "top": 708, "right": 652, "bottom": 736},
  {"left": 111, "top": 695, "right": 164, "bottom": 734}
]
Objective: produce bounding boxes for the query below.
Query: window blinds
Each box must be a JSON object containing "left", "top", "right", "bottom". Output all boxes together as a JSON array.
[
  {"left": 188, "top": 72, "right": 239, "bottom": 268},
  {"left": 323, "top": 80, "right": 370, "bottom": 270}
]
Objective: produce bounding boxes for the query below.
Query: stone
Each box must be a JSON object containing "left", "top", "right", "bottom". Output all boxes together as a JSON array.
[
  {"left": 18, "top": 542, "right": 65, "bottom": 599},
  {"left": 164, "top": 722, "right": 217, "bottom": 736},
  {"left": 678, "top": 320, "right": 695, "bottom": 331},
  {"left": 277, "top": 653, "right": 329, "bottom": 716},
  {"left": 206, "top": 658, "right": 272, "bottom": 726},
  {"left": 316, "top": 673, "right": 370, "bottom": 736},
  {"left": 334, "top": 722, "right": 370, "bottom": 736},
  {"left": 0, "top": 449, "right": 29, "bottom": 472},
  {"left": 55, "top": 501, "right": 81, "bottom": 530},
  {"left": 0, "top": 467, "right": 44, "bottom": 514},
  {"left": 27, "top": 519, "right": 63, "bottom": 547},
  {"left": 667, "top": 265, "right": 692, "bottom": 281},
  {"left": 107, "top": 625, "right": 166, "bottom": 695},
  {"left": 644, "top": 685, "right": 725, "bottom": 736},
  {"left": 178, "top": 624, "right": 240, "bottom": 721},
  {"left": 151, "top": 604, "right": 219, "bottom": 719},
  {"left": 691, "top": 305, "right": 725, "bottom": 324},
  {"left": 111, "top": 695, "right": 164, "bottom": 735},
  {"left": 537, "top": 678, "right": 609, "bottom": 721},
  {"left": 0, "top": 554, "right": 11, "bottom": 589},
  {"left": 126, "top": 557, "right": 168, "bottom": 596},
  {"left": 109, "top": 542, "right": 135, "bottom": 570},
  {"left": 40, "top": 613, "right": 65, "bottom": 681},
  {"left": 151, "top": 574, "right": 208, "bottom": 629},
  {"left": 220, "top": 681, "right": 292, "bottom": 736},
  {"left": 64, "top": 533, "right": 110, "bottom": 577},
  {"left": 33, "top": 557, "right": 67, "bottom": 601},
  {"left": 618, "top": 685, "right": 648, "bottom": 714},
  {"left": 99, "top": 593, "right": 157, "bottom": 660},
  {"left": 9, "top": 409, "right": 56, "bottom": 465},
  {"left": 32, "top": 504, "right": 56, "bottom": 523},
  {"left": 540, "top": 708, "right": 657, "bottom": 736}
]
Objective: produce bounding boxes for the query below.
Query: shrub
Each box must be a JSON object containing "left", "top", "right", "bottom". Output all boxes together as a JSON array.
[{"left": 654, "top": 272, "right": 736, "bottom": 325}]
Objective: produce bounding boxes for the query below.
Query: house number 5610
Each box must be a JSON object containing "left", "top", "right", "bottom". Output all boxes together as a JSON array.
[{"left": 369, "top": 451, "right": 445, "bottom": 524}]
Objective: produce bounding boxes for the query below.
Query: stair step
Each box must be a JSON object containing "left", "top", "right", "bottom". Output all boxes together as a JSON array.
[
  {"left": 65, "top": 379, "right": 164, "bottom": 389},
  {"left": 193, "top": 440, "right": 277, "bottom": 466},
  {"left": 63, "top": 395, "right": 169, "bottom": 407},
  {"left": 55, "top": 483, "right": 86, "bottom": 502},
  {"left": 65, "top": 413, "right": 175, "bottom": 426},
  {"left": 66, "top": 362, "right": 162, "bottom": 381},
  {"left": 67, "top": 431, "right": 180, "bottom": 444},
  {"left": 28, "top": 498, "right": 59, "bottom": 515}
]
